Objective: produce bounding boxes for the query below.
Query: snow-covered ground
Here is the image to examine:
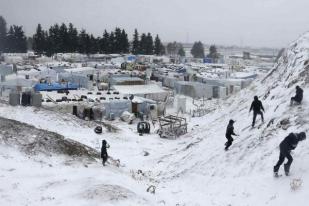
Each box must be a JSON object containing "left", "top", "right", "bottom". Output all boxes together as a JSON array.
[
  {"left": 1, "top": 32, "right": 309, "bottom": 205},
  {"left": 0, "top": 145, "right": 153, "bottom": 206},
  {"left": 152, "top": 32, "right": 309, "bottom": 205},
  {"left": 0, "top": 105, "right": 176, "bottom": 205}
]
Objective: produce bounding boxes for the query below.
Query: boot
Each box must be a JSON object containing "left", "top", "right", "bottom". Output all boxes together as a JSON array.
[
  {"left": 273, "top": 166, "right": 281, "bottom": 177},
  {"left": 284, "top": 164, "right": 290, "bottom": 176},
  {"left": 273, "top": 166, "right": 279, "bottom": 177},
  {"left": 274, "top": 172, "right": 280, "bottom": 177}
]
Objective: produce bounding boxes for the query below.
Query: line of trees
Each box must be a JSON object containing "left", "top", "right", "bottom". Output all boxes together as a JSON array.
[
  {"left": 0, "top": 16, "right": 28, "bottom": 53},
  {"left": 32, "top": 23, "right": 130, "bottom": 55},
  {"left": 0, "top": 15, "right": 166, "bottom": 56},
  {"left": 0, "top": 15, "right": 219, "bottom": 59},
  {"left": 132, "top": 29, "right": 165, "bottom": 55},
  {"left": 32, "top": 23, "right": 166, "bottom": 56}
]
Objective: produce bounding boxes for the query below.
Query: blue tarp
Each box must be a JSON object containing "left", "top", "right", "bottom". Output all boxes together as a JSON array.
[
  {"left": 203, "top": 58, "right": 213, "bottom": 63},
  {"left": 127, "top": 55, "right": 136, "bottom": 61},
  {"left": 176, "top": 67, "right": 186, "bottom": 73},
  {"left": 34, "top": 82, "right": 79, "bottom": 91}
]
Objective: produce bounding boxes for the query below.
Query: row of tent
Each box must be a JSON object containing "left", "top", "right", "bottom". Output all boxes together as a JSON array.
[{"left": 9, "top": 92, "right": 42, "bottom": 107}]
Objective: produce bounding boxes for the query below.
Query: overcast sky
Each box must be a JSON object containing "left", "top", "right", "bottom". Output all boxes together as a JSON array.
[{"left": 1, "top": 0, "right": 309, "bottom": 48}]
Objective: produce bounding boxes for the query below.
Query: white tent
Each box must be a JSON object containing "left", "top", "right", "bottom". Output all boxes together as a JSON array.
[{"left": 113, "top": 84, "right": 168, "bottom": 102}]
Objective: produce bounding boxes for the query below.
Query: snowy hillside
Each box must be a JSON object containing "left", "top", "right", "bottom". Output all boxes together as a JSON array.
[
  {"left": 1, "top": 32, "right": 309, "bottom": 206},
  {"left": 152, "top": 32, "right": 309, "bottom": 205}
]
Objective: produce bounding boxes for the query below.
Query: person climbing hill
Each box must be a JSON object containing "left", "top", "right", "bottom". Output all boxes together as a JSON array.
[
  {"left": 101, "top": 139, "right": 110, "bottom": 166},
  {"left": 290, "top": 85, "right": 303, "bottom": 105},
  {"left": 249, "top": 96, "right": 265, "bottom": 128},
  {"left": 225, "top": 119, "right": 239, "bottom": 151},
  {"left": 273, "top": 132, "right": 306, "bottom": 177}
]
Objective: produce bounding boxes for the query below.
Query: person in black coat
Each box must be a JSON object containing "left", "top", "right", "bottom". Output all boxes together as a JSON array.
[
  {"left": 101, "top": 140, "right": 110, "bottom": 166},
  {"left": 249, "top": 96, "right": 265, "bottom": 127},
  {"left": 273, "top": 132, "right": 306, "bottom": 176},
  {"left": 290, "top": 85, "right": 303, "bottom": 105},
  {"left": 225, "top": 119, "right": 239, "bottom": 150}
]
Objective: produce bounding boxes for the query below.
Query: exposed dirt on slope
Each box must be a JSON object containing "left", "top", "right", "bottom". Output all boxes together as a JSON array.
[{"left": 0, "top": 117, "right": 100, "bottom": 160}]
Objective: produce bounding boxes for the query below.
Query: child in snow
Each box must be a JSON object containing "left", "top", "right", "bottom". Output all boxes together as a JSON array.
[
  {"left": 273, "top": 132, "right": 306, "bottom": 176},
  {"left": 290, "top": 85, "right": 303, "bottom": 105},
  {"left": 249, "top": 96, "right": 265, "bottom": 127},
  {"left": 225, "top": 119, "right": 239, "bottom": 150},
  {"left": 101, "top": 140, "right": 110, "bottom": 166}
]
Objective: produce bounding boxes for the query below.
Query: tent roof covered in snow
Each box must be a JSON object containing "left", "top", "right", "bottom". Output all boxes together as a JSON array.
[
  {"left": 131, "top": 96, "right": 156, "bottom": 104},
  {"left": 64, "top": 67, "right": 95, "bottom": 75},
  {"left": 230, "top": 72, "right": 257, "bottom": 79},
  {"left": 110, "top": 76, "right": 144, "bottom": 85},
  {"left": 0, "top": 77, "right": 36, "bottom": 88},
  {"left": 113, "top": 84, "right": 166, "bottom": 95}
]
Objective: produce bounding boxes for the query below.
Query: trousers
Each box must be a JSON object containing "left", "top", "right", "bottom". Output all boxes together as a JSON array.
[
  {"left": 273, "top": 150, "right": 293, "bottom": 173},
  {"left": 225, "top": 136, "right": 233, "bottom": 150},
  {"left": 252, "top": 111, "right": 264, "bottom": 127}
]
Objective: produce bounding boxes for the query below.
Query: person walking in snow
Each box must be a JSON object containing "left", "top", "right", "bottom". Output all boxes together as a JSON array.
[
  {"left": 290, "top": 85, "right": 303, "bottom": 105},
  {"left": 249, "top": 96, "right": 265, "bottom": 127},
  {"left": 101, "top": 140, "right": 110, "bottom": 166},
  {"left": 225, "top": 119, "right": 239, "bottom": 150},
  {"left": 273, "top": 132, "right": 306, "bottom": 177}
]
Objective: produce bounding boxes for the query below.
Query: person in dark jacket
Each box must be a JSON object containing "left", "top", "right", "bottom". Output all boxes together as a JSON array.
[
  {"left": 249, "top": 96, "right": 265, "bottom": 127},
  {"left": 225, "top": 119, "right": 239, "bottom": 150},
  {"left": 290, "top": 85, "right": 303, "bottom": 105},
  {"left": 101, "top": 140, "right": 110, "bottom": 166},
  {"left": 273, "top": 132, "right": 306, "bottom": 176}
]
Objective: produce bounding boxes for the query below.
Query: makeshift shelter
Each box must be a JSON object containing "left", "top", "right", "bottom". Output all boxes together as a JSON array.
[
  {"left": 113, "top": 84, "right": 168, "bottom": 102},
  {"left": 109, "top": 76, "right": 144, "bottom": 86},
  {"left": 131, "top": 96, "right": 158, "bottom": 119},
  {"left": 136, "top": 55, "right": 154, "bottom": 64},
  {"left": 3, "top": 55, "right": 23, "bottom": 64},
  {"left": 18, "top": 67, "right": 58, "bottom": 82},
  {"left": 162, "top": 76, "right": 177, "bottom": 88},
  {"left": 34, "top": 82, "right": 79, "bottom": 91},
  {"left": 49, "top": 66, "right": 67, "bottom": 73},
  {"left": 103, "top": 100, "right": 132, "bottom": 119},
  {"left": 195, "top": 77, "right": 225, "bottom": 87},
  {"left": 58, "top": 73, "right": 90, "bottom": 89},
  {"left": 231, "top": 72, "right": 257, "bottom": 79},
  {"left": 0, "top": 64, "right": 14, "bottom": 77},
  {"left": 220, "top": 79, "right": 244, "bottom": 94},
  {"left": 0, "top": 75, "right": 36, "bottom": 97},
  {"left": 64, "top": 67, "right": 96, "bottom": 76},
  {"left": 174, "top": 81, "right": 213, "bottom": 98}
]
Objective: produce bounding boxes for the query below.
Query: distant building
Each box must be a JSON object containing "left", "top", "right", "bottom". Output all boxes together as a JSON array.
[
  {"left": 112, "top": 84, "right": 168, "bottom": 102},
  {"left": 109, "top": 76, "right": 145, "bottom": 86},
  {"left": 0, "top": 64, "right": 14, "bottom": 77},
  {"left": 243, "top": 52, "right": 251, "bottom": 60},
  {"left": 174, "top": 81, "right": 213, "bottom": 99}
]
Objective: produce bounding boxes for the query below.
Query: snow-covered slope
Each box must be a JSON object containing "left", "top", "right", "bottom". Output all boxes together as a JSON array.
[
  {"left": 153, "top": 32, "right": 309, "bottom": 205},
  {"left": 0, "top": 115, "right": 158, "bottom": 206},
  {"left": 1, "top": 32, "right": 309, "bottom": 206},
  {"left": 0, "top": 103, "right": 180, "bottom": 205}
]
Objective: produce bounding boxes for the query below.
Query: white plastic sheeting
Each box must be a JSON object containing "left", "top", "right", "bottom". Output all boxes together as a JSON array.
[
  {"left": 103, "top": 100, "right": 132, "bottom": 118},
  {"left": 174, "top": 81, "right": 213, "bottom": 99}
]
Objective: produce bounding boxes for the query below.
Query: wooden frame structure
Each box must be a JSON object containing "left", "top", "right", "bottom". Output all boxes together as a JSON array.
[{"left": 158, "top": 115, "right": 187, "bottom": 139}]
